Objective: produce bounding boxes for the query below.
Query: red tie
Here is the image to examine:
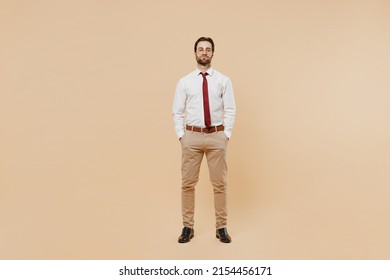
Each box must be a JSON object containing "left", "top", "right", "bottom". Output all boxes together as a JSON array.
[{"left": 201, "top": 73, "right": 211, "bottom": 127}]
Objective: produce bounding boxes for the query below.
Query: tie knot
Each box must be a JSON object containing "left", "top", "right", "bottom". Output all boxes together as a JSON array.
[{"left": 201, "top": 72, "right": 208, "bottom": 78}]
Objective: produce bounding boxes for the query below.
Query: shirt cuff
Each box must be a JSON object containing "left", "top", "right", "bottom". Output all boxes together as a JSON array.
[{"left": 176, "top": 131, "right": 185, "bottom": 139}]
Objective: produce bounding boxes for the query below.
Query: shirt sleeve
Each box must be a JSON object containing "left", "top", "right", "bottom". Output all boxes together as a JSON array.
[
  {"left": 223, "top": 78, "right": 236, "bottom": 139},
  {"left": 172, "top": 79, "right": 186, "bottom": 138}
]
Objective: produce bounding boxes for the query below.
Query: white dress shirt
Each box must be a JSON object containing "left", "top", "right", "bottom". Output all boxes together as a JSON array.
[{"left": 173, "top": 67, "right": 236, "bottom": 139}]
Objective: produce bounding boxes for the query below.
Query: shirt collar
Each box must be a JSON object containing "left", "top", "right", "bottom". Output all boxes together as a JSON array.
[{"left": 195, "top": 67, "right": 214, "bottom": 77}]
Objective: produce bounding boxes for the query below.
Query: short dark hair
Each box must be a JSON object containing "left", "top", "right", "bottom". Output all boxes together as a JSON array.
[{"left": 194, "top": 37, "right": 215, "bottom": 52}]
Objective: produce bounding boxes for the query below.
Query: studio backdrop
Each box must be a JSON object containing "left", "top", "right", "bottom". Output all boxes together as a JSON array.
[{"left": 1, "top": 0, "right": 390, "bottom": 259}]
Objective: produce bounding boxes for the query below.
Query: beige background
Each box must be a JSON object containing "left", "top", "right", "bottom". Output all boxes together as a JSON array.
[{"left": 1, "top": 0, "right": 390, "bottom": 259}]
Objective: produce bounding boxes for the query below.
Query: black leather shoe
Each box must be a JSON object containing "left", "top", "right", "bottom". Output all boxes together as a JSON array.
[
  {"left": 178, "top": 227, "right": 194, "bottom": 243},
  {"left": 216, "top": 228, "right": 232, "bottom": 243}
]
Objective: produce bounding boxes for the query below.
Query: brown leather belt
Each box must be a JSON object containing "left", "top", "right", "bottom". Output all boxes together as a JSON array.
[{"left": 186, "top": 125, "right": 224, "bottom": 133}]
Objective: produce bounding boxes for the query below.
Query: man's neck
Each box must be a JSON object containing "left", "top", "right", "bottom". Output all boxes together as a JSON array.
[{"left": 197, "top": 64, "right": 211, "bottom": 73}]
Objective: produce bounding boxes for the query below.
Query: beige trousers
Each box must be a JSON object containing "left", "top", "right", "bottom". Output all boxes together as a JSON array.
[{"left": 180, "top": 130, "right": 229, "bottom": 229}]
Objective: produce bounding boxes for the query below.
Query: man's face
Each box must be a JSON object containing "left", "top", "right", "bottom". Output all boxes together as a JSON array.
[{"left": 195, "top": 41, "right": 213, "bottom": 66}]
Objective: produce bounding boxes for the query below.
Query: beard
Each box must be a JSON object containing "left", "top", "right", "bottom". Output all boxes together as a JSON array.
[{"left": 196, "top": 55, "right": 212, "bottom": 66}]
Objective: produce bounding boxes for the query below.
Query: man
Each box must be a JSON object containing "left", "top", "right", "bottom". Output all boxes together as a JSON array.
[{"left": 172, "top": 37, "right": 236, "bottom": 243}]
